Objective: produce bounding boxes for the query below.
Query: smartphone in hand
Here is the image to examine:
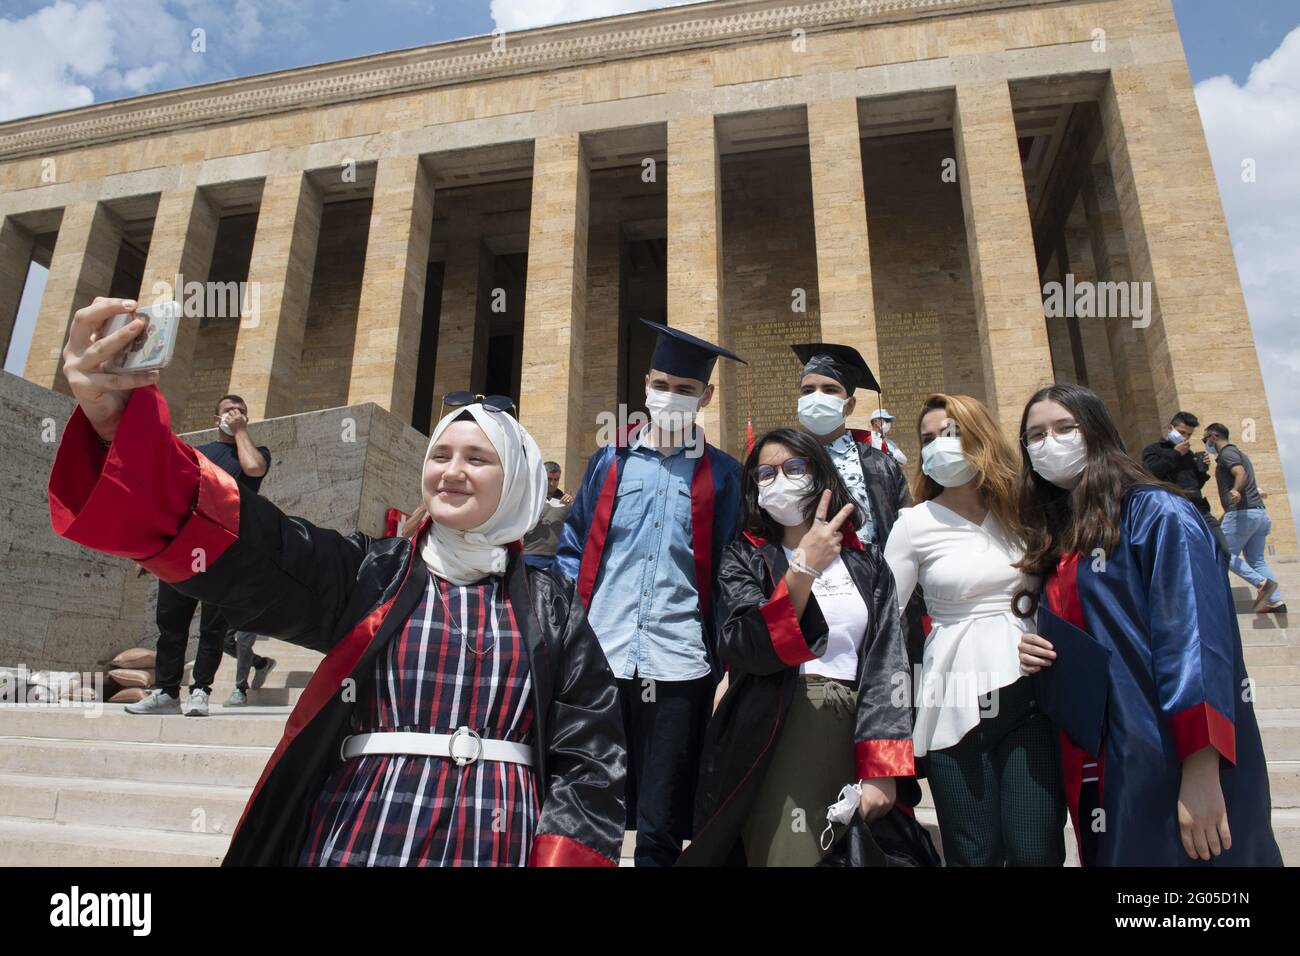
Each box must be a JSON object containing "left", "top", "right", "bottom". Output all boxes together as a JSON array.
[{"left": 103, "top": 301, "right": 182, "bottom": 373}]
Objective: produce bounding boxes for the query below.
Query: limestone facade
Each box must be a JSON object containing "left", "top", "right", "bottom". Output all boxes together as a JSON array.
[{"left": 0, "top": 0, "right": 1292, "bottom": 554}]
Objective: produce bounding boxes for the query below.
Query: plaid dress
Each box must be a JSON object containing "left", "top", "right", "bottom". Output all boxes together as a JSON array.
[{"left": 298, "top": 572, "right": 540, "bottom": 866}]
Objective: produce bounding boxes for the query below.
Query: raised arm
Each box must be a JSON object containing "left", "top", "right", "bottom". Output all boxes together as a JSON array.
[{"left": 49, "top": 298, "right": 372, "bottom": 653}]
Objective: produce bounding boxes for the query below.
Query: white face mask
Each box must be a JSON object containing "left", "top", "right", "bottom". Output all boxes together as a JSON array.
[
  {"left": 920, "top": 436, "right": 977, "bottom": 488},
  {"left": 758, "top": 473, "right": 814, "bottom": 527},
  {"left": 218, "top": 412, "right": 235, "bottom": 436},
  {"left": 1028, "top": 430, "right": 1088, "bottom": 489},
  {"left": 645, "top": 387, "right": 701, "bottom": 433},
  {"left": 879, "top": 421, "right": 892, "bottom": 434},
  {"left": 798, "top": 391, "right": 847, "bottom": 436},
  {"left": 1167, "top": 428, "right": 1186, "bottom": 446}
]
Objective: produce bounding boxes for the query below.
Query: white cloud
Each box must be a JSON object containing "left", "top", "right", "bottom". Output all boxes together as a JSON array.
[
  {"left": 490, "top": 0, "right": 692, "bottom": 33},
  {"left": 0, "top": 0, "right": 289, "bottom": 122},
  {"left": 1195, "top": 26, "right": 1300, "bottom": 534}
]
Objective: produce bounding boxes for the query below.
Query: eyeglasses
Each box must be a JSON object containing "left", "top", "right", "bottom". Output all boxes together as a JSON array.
[
  {"left": 752, "top": 458, "right": 809, "bottom": 486},
  {"left": 440, "top": 391, "right": 517, "bottom": 418},
  {"left": 1022, "top": 421, "right": 1080, "bottom": 449}
]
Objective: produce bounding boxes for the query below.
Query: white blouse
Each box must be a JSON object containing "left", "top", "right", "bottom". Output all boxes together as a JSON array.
[
  {"left": 883, "top": 500, "right": 1033, "bottom": 756},
  {"left": 782, "top": 548, "right": 869, "bottom": 681}
]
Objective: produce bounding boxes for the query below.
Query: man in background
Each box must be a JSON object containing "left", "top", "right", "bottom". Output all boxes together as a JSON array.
[
  {"left": 522, "top": 461, "right": 574, "bottom": 570},
  {"left": 127, "top": 394, "right": 275, "bottom": 716},
  {"left": 1142, "top": 410, "right": 1227, "bottom": 553},
  {"left": 1203, "top": 422, "right": 1285, "bottom": 614}
]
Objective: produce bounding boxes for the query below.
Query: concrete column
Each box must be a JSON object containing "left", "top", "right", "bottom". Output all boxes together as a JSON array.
[
  {"left": 1061, "top": 213, "right": 1122, "bottom": 422},
  {"left": 519, "top": 134, "right": 591, "bottom": 484},
  {"left": 1080, "top": 161, "right": 1159, "bottom": 451},
  {"left": 666, "top": 115, "right": 728, "bottom": 450},
  {"left": 807, "top": 97, "right": 879, "bottom": 431},
  {"left": 953, "top": 80, "right": 1055, "bottom": 435},
  {"left": 228, "top": 173, "right": 322, "bottom": 420},
  {"left": 348, "top": 155, "right": 435, "bottom": 420},
  {"left": 0, "top": 217, "right": 36, "bottom": 362},
  {"left": 581, "top": 217, "right": 621, "bottom": 455},
  {"left": 24, "top": 201, "right": 122, "bottom": 394},
  {"left": 1099, "top": 63, "right": 1295, "bottom": 553},
  {"left": 138, "top": 187, "right": 221, "bottom": 421},
  {"left": 430, "top": 234, "right": 491, "bottom": 420}
]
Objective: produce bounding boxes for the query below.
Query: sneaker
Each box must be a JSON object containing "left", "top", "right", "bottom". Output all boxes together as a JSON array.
[
  {"left": 184, "top": 688, "right": 210, "bottom": 717},
  {"left": 251, "top": 658, "right": 277, "bottom": 690},
  {"left": 1253, "top": 580, "right": 1280, "bottom": 611},
  {"left": 125, "top": 689, "right": 181, "bottom": 715},
  {"left": 225, "top": 688, "right": 248, "bottom": 707},
  {"left": 1263, "top": 603, "right": 1288, "bottom": 615}
]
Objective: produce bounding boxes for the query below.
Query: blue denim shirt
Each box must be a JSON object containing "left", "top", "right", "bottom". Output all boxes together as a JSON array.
[{"left": 584, "top": 428, "right": 709, "bottom": 681}]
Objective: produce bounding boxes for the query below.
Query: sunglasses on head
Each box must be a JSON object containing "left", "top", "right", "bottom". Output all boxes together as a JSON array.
[{"left": 440, "top": 391, "right": 517, "bottom": 418}]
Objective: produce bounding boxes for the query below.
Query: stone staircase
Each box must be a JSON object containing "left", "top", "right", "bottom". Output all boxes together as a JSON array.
[{"left": 1, "top": 565, "right": 1297, "bottom": 867}]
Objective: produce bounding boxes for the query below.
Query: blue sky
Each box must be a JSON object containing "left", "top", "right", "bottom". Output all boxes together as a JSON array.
[{"left": 2, "top": 0, "right": 1298, "bottom": 526}]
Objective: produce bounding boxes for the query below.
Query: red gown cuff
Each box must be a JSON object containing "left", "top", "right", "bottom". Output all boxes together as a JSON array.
[
  {"left": 855, "top": 738, "right": 916, "bottom": 779},
  {"left": 48, "top": 385, "right": 241, "bottom": 583},
  {"left": 760, "top": 578, "right": 817, "bottom": 667},
  {"left": 528, "top": 833, "right": 617, "bottom": 867},
  {"left": 1169, "top": 701, "right": 1237, "bottom": 766}
]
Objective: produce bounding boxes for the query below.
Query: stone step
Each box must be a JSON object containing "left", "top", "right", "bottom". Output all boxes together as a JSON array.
[
  {"left": 0, "top": 703, "right": 290, "bottom": 747},
  {"left": 1244, "top": 641, "right": 1300, "bottom": 667},
  {"left": 1259, "top": 712, "right": 1300, "bottom": 760},
  {"left": 0, "top": 735, "right": 272, "bottom": 788},
  {"left": 0, "top": 816, "right": 229, "bottom": 866},
  {"left": 0, "top": 771, "right": 251, "bottom": 836}
]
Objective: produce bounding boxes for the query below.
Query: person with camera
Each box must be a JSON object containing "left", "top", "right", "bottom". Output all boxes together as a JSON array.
[
  {"left": 48, "top": 298, "right": 626, "bottom": 866},
  {"left": 129, "top": 392, "right": 273, "bottom": 716}
]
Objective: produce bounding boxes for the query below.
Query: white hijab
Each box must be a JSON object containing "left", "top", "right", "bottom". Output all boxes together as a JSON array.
[{"left": 418, "top": 404, "right": 547, "bottom": 585}]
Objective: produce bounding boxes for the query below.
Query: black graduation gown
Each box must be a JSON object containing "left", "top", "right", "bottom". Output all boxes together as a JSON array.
[
  {"left": 679, "top": 530, "right": 918, "bottom": 866},
  {"left": 47, "top": 384, "right": 627, "bottom": 867}
]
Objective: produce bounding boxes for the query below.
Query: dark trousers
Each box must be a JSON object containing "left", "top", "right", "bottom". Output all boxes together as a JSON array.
[
  {"left": 223, "top": 631, "right": 269, "bottom": 691},
  {"left": 155, "top": 582, "right": 228, "bottom": 696},
  {"left": 924, "top": 677, "right": 1067, "bottom": 866},
  {"left": 617, "top": 674, "right": 713, "bottom": 867},
  {"left": 1200, "top": 508, "right": 1231, "bottom": 557}
]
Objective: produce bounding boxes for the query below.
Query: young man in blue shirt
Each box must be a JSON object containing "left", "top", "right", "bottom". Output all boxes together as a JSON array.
[{"left": 557, "top": 320, "right": 744, "bottom": 866}]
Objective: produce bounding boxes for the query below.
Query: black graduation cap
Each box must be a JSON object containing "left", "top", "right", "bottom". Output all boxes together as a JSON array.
[
  {"left": 640, "top": 318, "right": 747, "bottom": 382},
  {"left": 790, "top": 342, "right": 880, "bottom": 395}
]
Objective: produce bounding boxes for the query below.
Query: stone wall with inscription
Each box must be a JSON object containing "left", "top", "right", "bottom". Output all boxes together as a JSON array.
[
  {"left": 863, "top": 132, "right": 983, "bottom": 466},
  {"left": 720, "top": 146, "right": 821, "bottom": 457}
]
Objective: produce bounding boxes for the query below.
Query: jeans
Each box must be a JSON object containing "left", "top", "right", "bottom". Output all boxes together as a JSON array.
[
  {"left": 155, "top": 582, "right": 228, "bottom": 696},
  {"left": 1220, "top": 508, "right": 1285, "bottom": 599},
  {"left": 617, "top": 674, "right": 713, "bottom": 867},
  {"left": 223, "top": 631, "right": 269, "bottom": 691}
]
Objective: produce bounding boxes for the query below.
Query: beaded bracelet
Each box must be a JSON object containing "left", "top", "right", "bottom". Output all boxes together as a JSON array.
[{"left": 788, "top": 555, "right": 822, "bottom": 579}]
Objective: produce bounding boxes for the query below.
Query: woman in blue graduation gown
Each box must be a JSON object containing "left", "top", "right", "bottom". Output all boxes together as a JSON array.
[{"left": 1014, "top": 384, "right": 1280, "bottom": 866}]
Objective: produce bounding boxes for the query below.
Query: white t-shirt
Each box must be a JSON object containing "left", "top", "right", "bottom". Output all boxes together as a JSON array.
[{"left": 782, "top": 548, "right": 869, "bottom": 681}]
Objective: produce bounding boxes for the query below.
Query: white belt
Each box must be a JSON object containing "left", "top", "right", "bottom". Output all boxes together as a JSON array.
[{"left": 340, "top": 728, "right": 534, "bottom": 767}]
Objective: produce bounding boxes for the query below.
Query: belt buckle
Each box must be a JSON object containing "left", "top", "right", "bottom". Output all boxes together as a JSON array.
[{"left": 448, "top": 726, "right": 483, "bottom": 766}]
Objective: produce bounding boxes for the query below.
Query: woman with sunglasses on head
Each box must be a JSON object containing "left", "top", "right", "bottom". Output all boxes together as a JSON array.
[
  {"left": 48, "top": 298, "right": 626, "bottom": 867},
  {"left": 883, "top": 393, "right": 1066, "bottom": 866},
  {"left": 680, "top": 428, "right": 916, "bottom": 866},
  {"left": 1014, "top": 384, "right": 1280, "bottom": 866}
]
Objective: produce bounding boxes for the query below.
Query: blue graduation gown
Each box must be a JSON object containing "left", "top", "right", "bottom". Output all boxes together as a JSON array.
[{"left": 1035, "top": 486, "right": 1281, "bottom": 866}]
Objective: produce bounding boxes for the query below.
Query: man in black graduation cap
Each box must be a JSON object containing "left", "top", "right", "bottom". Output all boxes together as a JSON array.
[
  {"left": 556, "top": 319, "right": 745, "bottom": 867},
  {"left": 791, "top": 343, "right": 911, "bottom": 545}
]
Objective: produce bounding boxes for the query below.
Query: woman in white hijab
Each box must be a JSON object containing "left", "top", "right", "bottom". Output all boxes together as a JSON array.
[{"left": 48, "top": 298, "right": 627, "bottom": 866}]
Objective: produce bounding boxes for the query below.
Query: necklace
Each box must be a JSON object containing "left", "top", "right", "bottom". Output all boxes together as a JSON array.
[{"left": 435, "top": 579, "right": 499, "bottom": 657}]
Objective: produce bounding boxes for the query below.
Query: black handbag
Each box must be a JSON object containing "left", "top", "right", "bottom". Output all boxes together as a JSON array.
[{"left": 817, "top": 807, "right": 942, "bottom": 867}]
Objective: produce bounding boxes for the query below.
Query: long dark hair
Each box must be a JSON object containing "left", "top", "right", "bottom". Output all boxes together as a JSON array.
[
  {"left": 740, "top": 428, "right": 861, "bottom": 543},
  {"left": 1015, "top": 383, "right": 1180, "bottom": 576}
]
